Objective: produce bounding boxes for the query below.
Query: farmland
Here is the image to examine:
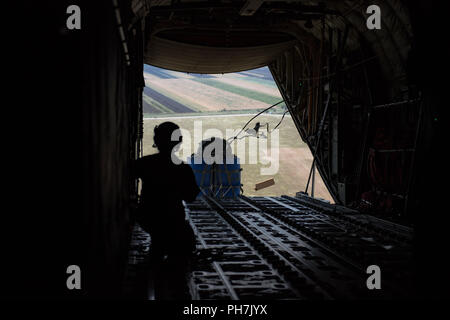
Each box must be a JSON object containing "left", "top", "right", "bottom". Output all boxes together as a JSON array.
[
  {"left": 143, "top": 65, "right": 286, "bottom": 116},
  {"left": 142, "top": 65, "right": 333, "bottom": 201}
]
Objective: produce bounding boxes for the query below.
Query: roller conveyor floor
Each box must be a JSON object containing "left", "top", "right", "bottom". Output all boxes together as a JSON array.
[{"left": 123, "top": 195, "right": 413, "bottom": 300}]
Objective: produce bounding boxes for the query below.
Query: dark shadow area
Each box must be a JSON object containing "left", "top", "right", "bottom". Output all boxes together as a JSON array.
[{"left": 2, "top": 0, "right": 449, "bottom": 300}]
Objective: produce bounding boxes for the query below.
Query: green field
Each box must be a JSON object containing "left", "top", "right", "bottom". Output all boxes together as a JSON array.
[
  {"left": 143, "top": 65, "right": 285, "bottom": 115},
  {"left": 190, "top": 78, "right": 282, "bottom": 105}
]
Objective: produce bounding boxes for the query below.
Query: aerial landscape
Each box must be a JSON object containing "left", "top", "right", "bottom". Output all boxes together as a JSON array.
[{"left": 142, "top": 65, "right": 333, "bottom": 201}]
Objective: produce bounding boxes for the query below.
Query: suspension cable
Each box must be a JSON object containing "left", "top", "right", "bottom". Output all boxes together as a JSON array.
[{"left": 227, "top": 100, "right": 285, "bottom": 142}]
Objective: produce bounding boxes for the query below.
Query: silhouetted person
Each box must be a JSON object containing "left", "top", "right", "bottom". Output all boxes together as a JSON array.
[{"left": 133, "top": 121, "right": 199, "bottom": 299}]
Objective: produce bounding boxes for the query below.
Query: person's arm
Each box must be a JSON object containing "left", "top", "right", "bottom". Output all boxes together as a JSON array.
[{"left": 182, "top": 165, "right": 200, "bottom": 202}]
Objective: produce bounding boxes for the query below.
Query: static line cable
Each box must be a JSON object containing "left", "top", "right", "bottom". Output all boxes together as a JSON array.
[
  {"left": 269, "top": 110, "right": 290, "bottom": 133},
  {"left": 228, "top": 100, "right": 285, "bottom": 142}
]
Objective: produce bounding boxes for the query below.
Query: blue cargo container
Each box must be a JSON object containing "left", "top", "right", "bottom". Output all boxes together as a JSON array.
[{"left": 188, "top": 154, "right": 241, "bottom": 199}]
